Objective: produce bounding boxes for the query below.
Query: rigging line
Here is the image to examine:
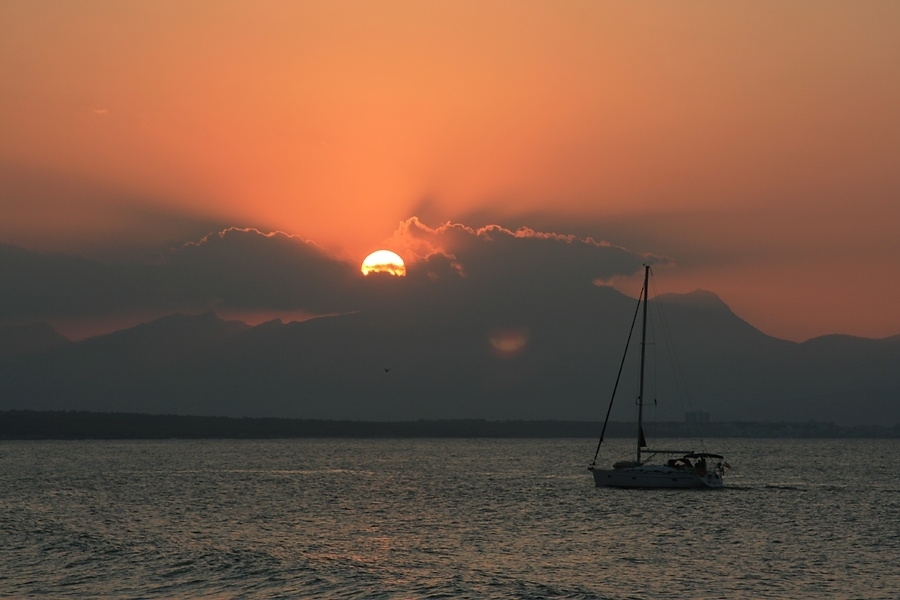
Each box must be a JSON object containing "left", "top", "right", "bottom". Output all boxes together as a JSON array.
[
  {"left": 654, "top": 286, "right": 693, "bottom": 412},
  {"left": 652, "top": 276, "right": 710, "bottom": 454},
  {"left": 590, "top": 278, "right": 645, "bottom": 467},
  {"left": 647, "top": 304, "right": 658, "bottom": 408}
]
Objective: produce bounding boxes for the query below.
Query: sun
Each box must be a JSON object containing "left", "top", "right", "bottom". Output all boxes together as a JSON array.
[{"left": 361, "top": 250, "right": 406, "bottom": 276}]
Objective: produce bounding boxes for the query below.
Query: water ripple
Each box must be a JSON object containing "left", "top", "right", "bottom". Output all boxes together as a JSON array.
[{"left": 1, "top": 438, "right": 898, "bottom": 599}]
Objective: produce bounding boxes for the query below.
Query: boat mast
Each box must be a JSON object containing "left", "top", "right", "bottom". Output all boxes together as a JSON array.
[{"left": 636, "top": 265, "right": 650, "bottom": 464}]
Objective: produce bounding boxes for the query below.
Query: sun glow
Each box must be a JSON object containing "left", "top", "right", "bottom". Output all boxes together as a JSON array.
[
  {"left": 361, "top": 250, "right": 406, "bottom": 276},
  {"left": 488, "top": 328, "right": 529, "bottom": 358}
]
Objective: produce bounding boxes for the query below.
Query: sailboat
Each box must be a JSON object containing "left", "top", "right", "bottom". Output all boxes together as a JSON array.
[{"left": 588, "top": 265, "right": 728, "bottom": 489}]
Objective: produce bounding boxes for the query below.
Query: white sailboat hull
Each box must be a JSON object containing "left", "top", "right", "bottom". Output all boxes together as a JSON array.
[{"left": 590, "top": 465, "right": 724, "bottom": 489}]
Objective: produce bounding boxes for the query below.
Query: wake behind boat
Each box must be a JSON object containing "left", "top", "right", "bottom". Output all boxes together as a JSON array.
[{"left": 588, "top": 265, "right": 728, "bottom": 489}]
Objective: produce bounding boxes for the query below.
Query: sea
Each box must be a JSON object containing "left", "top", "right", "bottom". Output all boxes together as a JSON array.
[{"left": 1, "top": 438, "right": 898, "bottom": 599}]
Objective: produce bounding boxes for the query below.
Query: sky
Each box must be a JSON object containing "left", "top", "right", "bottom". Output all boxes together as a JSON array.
[{"left": 2, "top": 1, "right": 899, "bottom": 342}]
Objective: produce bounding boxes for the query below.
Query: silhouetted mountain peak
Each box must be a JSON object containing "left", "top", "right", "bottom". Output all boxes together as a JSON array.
[
  {"left": 803, "top": 333, "right": 866, "bottom": 346},
  {"left": 650, "top": 288, "right": 790, "bottom": 353},
  {"left": 657, "top": 289, "right": 730, "bottom": 312},
  {"left": 250, "top": 318, "right": 288, "bottom": 332},
  {"left": 71, "top": 312, "right": 251, "bottom": 370},
  {"left": 0, "top": 322, "right": 70, "bottom": 357},
  {"left": 806, "top": 332, "right": 900, "bottom": 343},
  {"left": 2, "top": 291, "right": 898, "bottom": 426},
  {"left": 90, "top": 312, "right": 250, "bottom": 343}
]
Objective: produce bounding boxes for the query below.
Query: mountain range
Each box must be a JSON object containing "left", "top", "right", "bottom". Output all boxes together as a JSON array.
[{"left": 1, "top": 285, "right": 898, "bottom": 426}]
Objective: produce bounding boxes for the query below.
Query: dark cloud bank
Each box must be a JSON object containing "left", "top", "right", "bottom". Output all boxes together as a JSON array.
[
  {"left": 2, "top": 222, "right": 898, "bottom": 426},
  {"left": 0, "top": 221, "right": 648, "bottom": 320}
]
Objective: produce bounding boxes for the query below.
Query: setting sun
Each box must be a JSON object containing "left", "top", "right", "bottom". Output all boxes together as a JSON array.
[{"left": 361, "top": 250, "right": 406, "bottom": 276}]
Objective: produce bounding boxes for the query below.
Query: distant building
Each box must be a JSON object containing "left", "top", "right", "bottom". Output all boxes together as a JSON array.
[{"left": 685, "top": 411, "right": 710, "bottom": 424}]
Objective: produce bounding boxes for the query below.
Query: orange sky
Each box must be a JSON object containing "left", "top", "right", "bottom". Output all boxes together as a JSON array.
[{"left": 2, "top": 1, "right": 899, "bottom": 341}]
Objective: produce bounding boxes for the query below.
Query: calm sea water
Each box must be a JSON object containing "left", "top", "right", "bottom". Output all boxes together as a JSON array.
[{"left": 1, "top": 438, "right": 898, "bottom": 599}]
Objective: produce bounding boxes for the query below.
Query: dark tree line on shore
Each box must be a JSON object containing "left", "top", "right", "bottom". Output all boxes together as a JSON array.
[{"left": 1, "top": 410, "right": 897, "bottom": 440}]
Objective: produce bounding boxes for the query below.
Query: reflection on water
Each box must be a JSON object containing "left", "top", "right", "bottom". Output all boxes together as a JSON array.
[{"left": 1, "top": 438, "right": 898, "bottom": 599}]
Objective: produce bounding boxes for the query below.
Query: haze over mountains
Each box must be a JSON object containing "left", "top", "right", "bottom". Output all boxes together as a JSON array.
[{"left": 2, "top": 285, "right": 897, "bottom": 426}]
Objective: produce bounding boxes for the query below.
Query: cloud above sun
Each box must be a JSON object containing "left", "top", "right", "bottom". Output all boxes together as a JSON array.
[
  {"left": 171, "top": 228, "right": 359, "bottom": 313},
  {"left": 0, "top": 228, "right": 358, "bottom": 322},
  {"left": 394, "top": 217, "right": 657, "bottom": 285},
  {"left": 0, "top": 220, "right": 652, "bottom": 331}
]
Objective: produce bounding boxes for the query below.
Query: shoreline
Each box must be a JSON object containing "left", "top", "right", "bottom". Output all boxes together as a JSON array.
[{"left": 2, "top": 410, "right": 898, "bottom": 440}]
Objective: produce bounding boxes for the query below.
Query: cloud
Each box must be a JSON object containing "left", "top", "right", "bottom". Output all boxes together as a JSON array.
[
  {"left": 1, "top": 221, "right": 655, "bottom": 329},
  {"left": 167, "top": 227, "right": 359, "bottom": 313},
  {"left": 395, "top": 217, "right": 654, "bottom": 288},
  {"left": 0, "top": 243, "right": 157, "bottom": 319},
  {"left": 0, "top": 228, "right": 360, "bottom": 321}
]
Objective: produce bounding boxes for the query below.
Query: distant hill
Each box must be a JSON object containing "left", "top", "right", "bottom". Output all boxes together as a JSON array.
[
  {"left": 1, "top": 286, "right": 898, "bottom": 426},
  {"left": 0, "top": 322, "right": 69, "bottom": 357},
  {"left": 1, "top": 411, "right": 896, "bottom": 440}
]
